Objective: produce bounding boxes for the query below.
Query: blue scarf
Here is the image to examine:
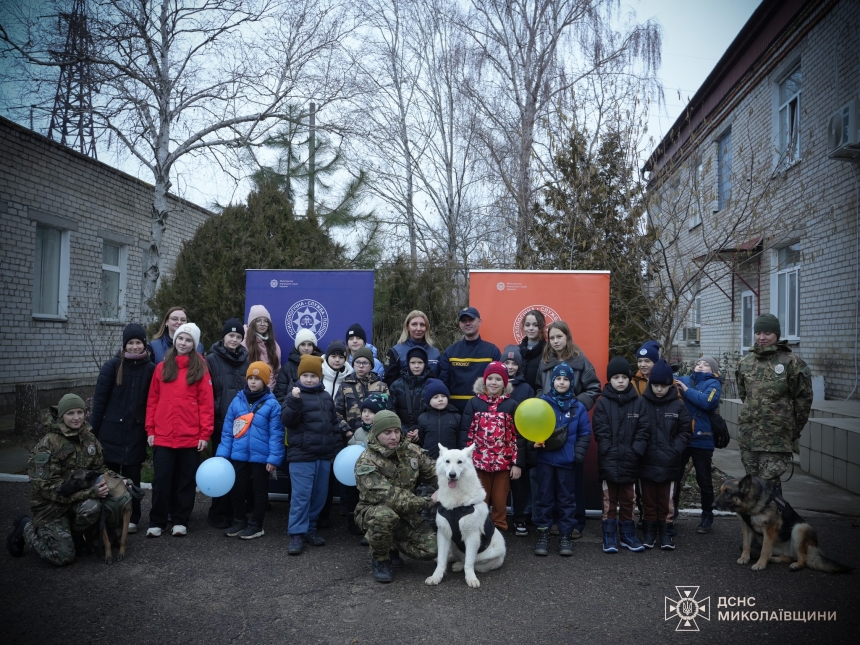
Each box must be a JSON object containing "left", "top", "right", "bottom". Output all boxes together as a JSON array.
[{"left": 547, "top": 362, "right": 576, "bottom": 411}]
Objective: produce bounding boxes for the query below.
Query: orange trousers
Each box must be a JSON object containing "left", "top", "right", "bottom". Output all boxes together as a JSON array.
[{"left": 477, "top": 470, "right": 511, "bottom": 531}]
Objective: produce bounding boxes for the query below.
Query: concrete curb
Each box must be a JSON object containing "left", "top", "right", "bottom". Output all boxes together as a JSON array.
[{"left": 0, "top": 473, "right": 152, "bottom": 489}]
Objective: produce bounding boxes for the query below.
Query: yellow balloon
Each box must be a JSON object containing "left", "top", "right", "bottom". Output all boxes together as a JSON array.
[{"left": 514, "top": 398, "right": 556, "bottom": 443}]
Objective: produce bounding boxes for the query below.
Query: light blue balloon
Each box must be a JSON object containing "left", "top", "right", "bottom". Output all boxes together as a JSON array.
[
  {"left": 333, "top": 444, "right": 365, "bottom": 486},
  {"left": 195, "top": 456, "right": 236, "bottom": 497}
]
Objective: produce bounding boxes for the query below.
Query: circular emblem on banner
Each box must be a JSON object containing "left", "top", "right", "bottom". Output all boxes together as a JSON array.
[
  {"left": 496, "top": 282, "right": 505, "bottom": 291},
  {"left": 87, "top": 444, "right": 96, "bottom": 456},
  {"left": 512, "top": 304, "right": 562, "bottom": 343},
  {"left": 775, "top": 364, "right": 785, "bottom": 374},
  {"left": 285, "top": 299, "right": 329, "bottom": 340},
  {"left": 270, "top": 279, "right": 278, "bottom": 288}
]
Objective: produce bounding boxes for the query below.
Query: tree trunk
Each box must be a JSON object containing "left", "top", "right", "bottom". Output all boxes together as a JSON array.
[
  {"left": 15, "top": 383, "right": 39, "bottom": 437},
  {"left": 141, "top": 175, "right": 170, "bottom": 321}
]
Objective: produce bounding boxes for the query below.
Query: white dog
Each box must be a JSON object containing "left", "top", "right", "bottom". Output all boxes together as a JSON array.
[{"left": 425, "top": 444, "right": 506, "bottom": 588}]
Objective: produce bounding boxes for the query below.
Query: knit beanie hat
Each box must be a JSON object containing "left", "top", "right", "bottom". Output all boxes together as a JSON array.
[
  {"left": 247, "top": 304, "right": 272, "bottom": 324},
  {"left": 58, "top": 393, "right": 87, "bottom": 418},
  {"left": 551, "top": 362, "right": 574, "bottom": 383},
  {"left": 353, "top": 347, "right": 374, "bottom": 365},
  {"left": 370, "top": 410, "right": 402, "bottom": 441},
  {"left": 423, "top": 378, "right": 450, "bottom": 405},
  {"left": 483, "top": 361, "right": 509, "bottom": 386},
  {"left": 326, "top": 339, "right": 347, "bottom": 357},
  {"left": 406, "top": 346, "right": 428, "bottom": 364},
  {"left": 501, "top": 344, "right": 524, "bottom": 371},
  {"left": 607, "top": 356, "right": 632, "bottom": 381},
  {"left": 246, "top": 361, "right": 272, "bottom": 385},
  {"left": 295, "top": 328, "right": 318, "bottom": 349},
  {"left": 636, "top": 340, "right": 660, "bottom": 363},
  {"left": 122, "top": 323, "right": 147, "bottom": 348},
  {"left": 345, "top": 323, "right": 367, "bottom": 344},
  {"left": 754, "top": 313, "right": 781, "bottom": 337},
  {"left": 698, "top": 355, "right": 720, "bottom": 375},
  {"left": 174, "top": 322, "right": 201, "bottom": 348},
  {"left": 298, "top": 355, "right": 323, "bottom": 379},
  {"left": 648, "top": 359, "right": 675, "bottom": 385},
  {"left": 360, "top": 393, "right": 389, "bottom": 415},
  {"left": 221, "top": 318, "right": 245, "bottom": 340}
]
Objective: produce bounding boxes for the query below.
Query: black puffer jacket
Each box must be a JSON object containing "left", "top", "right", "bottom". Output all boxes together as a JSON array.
[
  {"left": 536, "top": 354, "right": 601, "bottom": 410},
  {"left": 638, "top": 385, "right": 692, "bottom": 482},
  {"left": 417, "top": 404, "right": 462, "bottom": 458},
  {"left": 206, "top": 341, "right": 249, "bottom": 431},
  {"left": 518, "top": 337, "right": 546, "bottom": 391},
  {"left": 389, "top": 368, "right": 430, "bottom": 431},
  {"left": 274, "top": 346, "right": 323, "bottom": 402},
  {"left": 509, "top": 374, "right": 535, "bottom": 404},
  {"left": 281, "top": 382, "right": 342, "bottom": 463},
  {"left": 592, "top": 383, "right": 651, "bottom": 483},
  {"left": 90, "top": 352, "right": 155, "bottom": 465}
]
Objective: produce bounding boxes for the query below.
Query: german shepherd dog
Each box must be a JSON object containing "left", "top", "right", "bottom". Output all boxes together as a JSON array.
[
  {"left": 58, "top": 469, "right": 138, "bottom": 564},
  {"left": 715, "top": 475, "right": 851, "bottom": 573}
]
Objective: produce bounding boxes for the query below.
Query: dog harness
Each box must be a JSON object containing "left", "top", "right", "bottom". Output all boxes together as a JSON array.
[
  {"left": 739, "top": 494, "right": 805, "bottom": 544},
  {"left": 437, "top": 505, "right": 496, "bottom": 554}
]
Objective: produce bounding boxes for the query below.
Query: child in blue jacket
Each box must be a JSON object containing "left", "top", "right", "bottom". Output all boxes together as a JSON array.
[
  {"left": 217, "top": 361, "right": 285, "bottom": 540},
  {"left": 675, "top": 355, "right": 722, "bottom": 534},
  {"left": 528, "top": 362, "right": 591, "bottom": 557}
]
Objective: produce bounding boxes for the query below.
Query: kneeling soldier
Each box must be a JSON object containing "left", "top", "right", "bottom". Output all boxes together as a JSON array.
[
  {"left": 354, "top": 410, "right": 438, "bottom": 583},
  {"left": 7, "top": 394, "right": 121, "bottom": 565}
]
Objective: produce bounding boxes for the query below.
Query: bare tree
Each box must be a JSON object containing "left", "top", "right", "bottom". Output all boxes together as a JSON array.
[
  {"left": 1, "top": 0, "right": 352, "bottom": 318},
  {"left": 457, "top": 0, "right": 661, "bottom": 265}
]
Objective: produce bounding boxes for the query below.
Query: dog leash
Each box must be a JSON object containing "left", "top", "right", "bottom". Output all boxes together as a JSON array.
[{"left": 781, "top": 461, "right": 795, "bottom": 483}]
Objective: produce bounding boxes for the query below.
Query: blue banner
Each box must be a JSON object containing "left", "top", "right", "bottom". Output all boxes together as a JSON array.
[{"left": 244, "top": 270, "right": 375, "bottom": 358}]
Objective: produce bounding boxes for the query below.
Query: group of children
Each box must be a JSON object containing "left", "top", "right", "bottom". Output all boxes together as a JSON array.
[{"left": 13, "top": 303, "right": 723, "bottom": 566}]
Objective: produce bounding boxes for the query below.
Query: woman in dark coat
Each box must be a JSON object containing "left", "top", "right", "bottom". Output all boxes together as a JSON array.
[
  {"left": 516, "top": 309, "right": 548, "bottom": 391},
  {"left": 89, "top": 323, "right": 155, "bottom": 531},
  {"left": 205, "top": 318, "right": 250, "bottom": 528}
]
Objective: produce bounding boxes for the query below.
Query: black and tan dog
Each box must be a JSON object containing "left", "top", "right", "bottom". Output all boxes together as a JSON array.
[
  {"left": 59, "top": 469, "right": 139, "bottom": 564},
  {"left": 715, "top": 475, "right": 851, "bottom": 573}
]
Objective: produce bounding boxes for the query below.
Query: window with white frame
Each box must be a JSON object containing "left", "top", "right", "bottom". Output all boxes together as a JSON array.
[
  {"left": 778, "top": 65, "right": 801, "bottom": 164},
  {"left": 774, "top": 243, "right": 801, "bottom": 339},
  {"left": 101, "top": 241, "right": 126, "bottom": 320},
  {"left": 33, "top": 224, "right": 70, "bottom": 318},
  {"left": 717, "top": 130, "right": 732, "bottom": 211}
]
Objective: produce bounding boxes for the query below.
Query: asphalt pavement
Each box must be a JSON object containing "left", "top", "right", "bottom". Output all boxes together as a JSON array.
[{"left": 2, "top": 481, "right": 858, "bottom": 645}]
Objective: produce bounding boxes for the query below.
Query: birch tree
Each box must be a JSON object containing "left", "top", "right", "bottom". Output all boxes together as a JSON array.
[{"left": 1, "top": 0, "right": 352, "bottom": 318}]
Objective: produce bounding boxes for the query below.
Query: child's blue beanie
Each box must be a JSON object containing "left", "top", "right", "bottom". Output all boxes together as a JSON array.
[{"left": 636, "top": 340, "right": 660, "bottom": 363}]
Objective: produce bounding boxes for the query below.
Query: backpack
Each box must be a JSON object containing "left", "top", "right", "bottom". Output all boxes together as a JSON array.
[{"left": 708, "top": 410, "right": 730, "bottom": 449}]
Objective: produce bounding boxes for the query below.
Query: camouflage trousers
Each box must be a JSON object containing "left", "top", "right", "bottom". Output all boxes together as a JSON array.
[
  {"left": 23, "top": 499, "right": 101, "bottom": 566},
  {"left": 741, "top": 450, "right": 793, "bottom": 494},
  {"left": 358, "top": 506, "right": 437, "bottom": 562}
]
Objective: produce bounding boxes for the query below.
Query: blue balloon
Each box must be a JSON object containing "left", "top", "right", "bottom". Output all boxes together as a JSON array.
[
  {"left": 195, "top": 456, "right": 235, "bottom": 497},
  {"left": 333, "top": 444, "right": 365, "bottom": 486}
]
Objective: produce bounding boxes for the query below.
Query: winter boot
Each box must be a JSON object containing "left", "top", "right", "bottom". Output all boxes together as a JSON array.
[
  {"left": 559, "top": 533, "right": 574, "bottom": 556},
  {"left": 303, "top": 532, "right": 326, "bottom": 546},
  {"left": 697, "top": 512, "right": 714, "bottom": 534},
  {"left": 287, "top": 534, "right": 304, "bottom": 555},
  {"left": 389, "top": 549, "right": 404, "bottom": 568},
  {"left": 660, "top": 523, "right": 676, "bottom": 550},
  {"left": 371, "top": 558, "right": 393, "bottom": 583},
  {"left": 534, "top": 527, "right": 550, "bottom": 556},
  {"left": 601, "top": 519, "right": 618, "bottom": 554},
  {"left": 641, "top": 521, "right": 658, "bottom": 549},
  {"left": 619, "top": 520, "right": 645, "bottom": 552}
]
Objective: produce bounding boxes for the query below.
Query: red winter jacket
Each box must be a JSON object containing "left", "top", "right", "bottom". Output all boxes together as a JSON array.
[
  {"left": 146, "top": 355, "right": 215, "bottom": 449},
  {"left": 460, "top": 379, "right": 519, "bottom": 472}
]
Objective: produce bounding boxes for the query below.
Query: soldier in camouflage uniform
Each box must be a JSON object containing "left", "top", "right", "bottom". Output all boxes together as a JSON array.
[
  {"left": 334, "top": 347, "right": 389, "bottom": 440},
  {"left": 735, "top": 314, "right": 812, "bottom": 495},
  {"left": 354, "top": 410, "right": 438, "bottom": 583},
  {"left": 6, "top": 394, "right": 119, "bottom": 565}
]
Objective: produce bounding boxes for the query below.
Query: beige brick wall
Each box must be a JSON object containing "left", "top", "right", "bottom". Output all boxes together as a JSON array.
[
  {"left": 653, "top": 0, "right": 860, "bottom": 399},
  {"left": 0, "top": 116, "right": 212, "bottom": 405}
]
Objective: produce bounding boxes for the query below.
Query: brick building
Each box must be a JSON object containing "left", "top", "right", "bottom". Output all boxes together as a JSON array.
[
  {"left": 0, "top": 116, "right": 213, "bottom": 413},
  {"left": 643, "top": 0, "right": 860, "bottom": 400}
]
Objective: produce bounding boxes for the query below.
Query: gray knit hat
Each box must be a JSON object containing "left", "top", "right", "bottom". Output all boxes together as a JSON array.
[{"left": 698, "top": 355, "right": 720, "bottom": 375}]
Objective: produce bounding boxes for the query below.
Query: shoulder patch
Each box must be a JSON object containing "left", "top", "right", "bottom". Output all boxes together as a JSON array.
[
  {"left": 355, "top": 465, "right": 376, "bottom": 476},
  {"left": 33, "top": 452, "right": 50, "bottom": 465}
]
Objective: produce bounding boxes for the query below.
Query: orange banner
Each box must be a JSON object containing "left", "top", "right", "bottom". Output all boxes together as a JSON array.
[{"left": 470, "top": 270, "right": 610, "bottom": 511}]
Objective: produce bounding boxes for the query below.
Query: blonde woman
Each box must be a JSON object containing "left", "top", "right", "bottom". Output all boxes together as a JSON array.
[{"left": 383, "top": 310, "right": 441, "bottom": 385}]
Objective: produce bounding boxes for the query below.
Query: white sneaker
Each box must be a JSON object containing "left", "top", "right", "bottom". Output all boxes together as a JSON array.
[
  {"left": 171, "top": 524, "right": 187, "bottom": 537},
  {"left": 146, "top": 527, "right": 162, "bottom": 538},
  {"left": 127, "top": 523, "right": 138, "bottom": 534}
]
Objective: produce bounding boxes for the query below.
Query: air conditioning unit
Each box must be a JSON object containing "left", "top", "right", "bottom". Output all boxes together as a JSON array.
[
  {"left": 828, "top": 100, "right": 860, "bottom": 161},
  {"left": 682, "top": 327, "right": 701, "bottom": 343}
]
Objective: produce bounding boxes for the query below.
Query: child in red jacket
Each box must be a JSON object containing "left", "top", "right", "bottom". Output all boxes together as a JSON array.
[
  {"left": 146, "top": 323, "right": 214, "bottom": 537},
  {"left": 459, "top": 362, "right": 520, "bottom": 531}
]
